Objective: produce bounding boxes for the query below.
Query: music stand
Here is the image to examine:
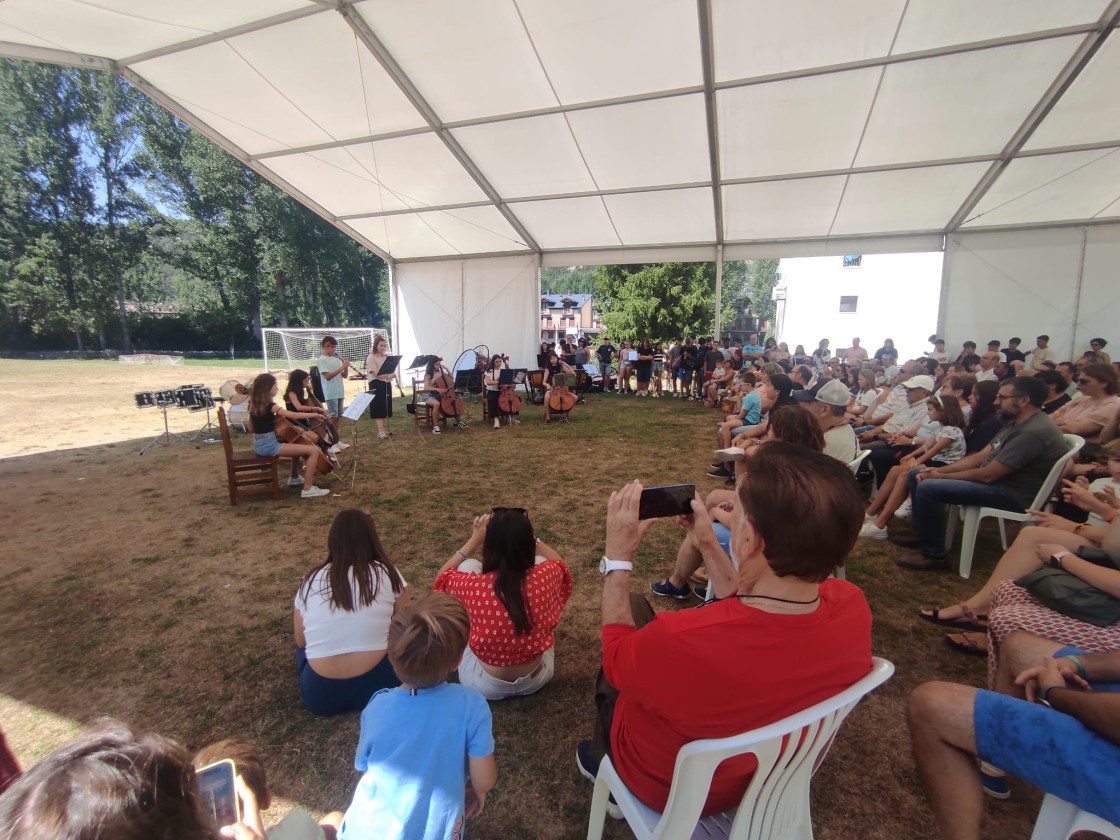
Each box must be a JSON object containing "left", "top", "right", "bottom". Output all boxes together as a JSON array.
[
  {"left": 408, "top": 355, "right": 438, "bottom": 370},
  {"left": 335, "top": 392, "right": 376, "bottom": 489},
  {"left": 377, "top": 355, "right": 403, "bottom": 376},
  {"left": 499, "top": 368, "right": 527, "bottom": 385}
]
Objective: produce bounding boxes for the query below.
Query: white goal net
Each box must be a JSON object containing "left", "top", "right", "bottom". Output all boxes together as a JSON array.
[{"left": 262, "top": 328, "right": 384, "bottom": 374}]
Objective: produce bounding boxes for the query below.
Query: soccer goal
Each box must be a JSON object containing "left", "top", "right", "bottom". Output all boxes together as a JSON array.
[{"left": 262, "top": 328, "right": 384, "bottom": 374}]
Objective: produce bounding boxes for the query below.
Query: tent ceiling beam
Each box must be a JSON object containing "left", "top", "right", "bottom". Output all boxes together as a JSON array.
[
  {"left": 338, "top": 5, "right": 541, "bottom": 255},
  {"left": 0, "top": 40, "right": 112, "bottom": 70},
  {"left": 249, "top": 127, "right": 433, "bottom": 161},
  {"left": 116, "top": 67, "right": 393, "bottom": 264},
  {"left": 945, "top": 1, "right": 1120, "bottom": 231},
  {"left": 698, "top": 0, "right": 724, "bottom": 245}
]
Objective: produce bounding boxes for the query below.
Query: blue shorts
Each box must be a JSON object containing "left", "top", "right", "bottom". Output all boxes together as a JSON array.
[
  {"left": 975, "top": 686, "right": 1120, "bottom": 825},
  {"left": 678, "top": 370, "right": 693, "bottom": 383},
  {"left": 296, "top": 647, "right": 400, "bottom": 716},
  {"left": 324, "top": 398, "right": 343, "bottom": 417},
  {"left": 427, "top": 391, "right": 441, "bottom": 401},
  {"left": 253, "top": 432, "right": 282, "bottom": 457},
  {"left": 712, "top": 522, "right": 732, "bottom": 555},
  {"left": 599, "top": 363, "right": 613, "bottom": 374}
]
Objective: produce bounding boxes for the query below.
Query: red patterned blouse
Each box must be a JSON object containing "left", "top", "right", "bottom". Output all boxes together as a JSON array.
[{"left": 434, "top": 557, "right": 574, "bottom": 667}]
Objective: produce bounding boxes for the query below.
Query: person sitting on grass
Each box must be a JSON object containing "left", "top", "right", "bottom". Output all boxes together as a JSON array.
[
  {"left": 909, "top": 634, "right": 1120, "bottom": 838},
  {"left": 859, "top": 395, "right": 967, "bottom": 540},
  {"left": 338, "top": 592, "right": 497, "bottom": 840},
  {"left": 653, "top": 406, "right": 825, "bottom": 600},
  {"left": 579, "top": 445, "right": 872, "bottom": 819},
  {"left": 194, "top": 739, "right": 343, "bottom": 840},
  {"left": 434, "top": 509, "right": 573, "bottom": 700},
  {"left": 294, "top": 509, "right": 412, "bottom": 716},
  {"left": 0, "top": 720, "right": 265, "bottom": 840},
  {"left": 248, "top": 373, "right": 331, "bottom": 499}
]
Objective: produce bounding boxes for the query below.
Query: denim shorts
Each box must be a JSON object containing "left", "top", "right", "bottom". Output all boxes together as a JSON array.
[
  {"left": 254, "top": 432, "right": 283, "bottom": 457},
  {"left": 324, "top": 398, "right": 343, "bottom": 417}
]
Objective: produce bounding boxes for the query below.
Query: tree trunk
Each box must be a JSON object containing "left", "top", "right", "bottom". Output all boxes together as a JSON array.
[
  {"left": 95, "top": 313, "right": 106, "bottom": 350},
  {"left": 275, "top": 269, "right": 289, "bottom": 327},
  {"left": 104, "top": 166, "right": 132, "bottom": 353}
]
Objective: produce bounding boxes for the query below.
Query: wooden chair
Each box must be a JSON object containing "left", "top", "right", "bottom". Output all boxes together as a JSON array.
[
  {"left": 217, "top": 407, "right": 283, "bottom": 506},
  {"left": 410, "top": 378, "right": 434, "bottom": 431},
  {"left": 528, "top": 370, "right": 546, "bottom": 404}
]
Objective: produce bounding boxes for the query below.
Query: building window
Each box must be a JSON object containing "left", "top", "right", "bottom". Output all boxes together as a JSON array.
[
  {"left": 839, "top": 295, "right": 858, "bottom": 313},
  {"left": 843, "top": 255, "right": 862, "bottom": 268}
]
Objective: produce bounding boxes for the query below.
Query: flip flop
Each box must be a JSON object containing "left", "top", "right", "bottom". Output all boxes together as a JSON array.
[
  {"left": 918, "top": 605, "right": 989, "bottom": 633},
  {"left": 945, "top": 632, "right": 988, "bottom": 657}
]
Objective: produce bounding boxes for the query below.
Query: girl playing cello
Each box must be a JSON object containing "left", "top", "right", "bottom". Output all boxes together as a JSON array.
[
  {"left": 542, "top": 350, "right": 575, "bottom": 424},
  {"left": 248, "top": 374, "right": 331, "bottom": 499},
  {"left": 423, "top": 358, "right": 466, "bottom": 435},
  {"left": 484, "top": 354, "right": 520, "bottom": 429}
]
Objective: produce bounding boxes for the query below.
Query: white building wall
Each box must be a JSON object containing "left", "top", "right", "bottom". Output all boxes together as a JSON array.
[{"left": 775, "top": 252, "right": 943, "bottom": 362}]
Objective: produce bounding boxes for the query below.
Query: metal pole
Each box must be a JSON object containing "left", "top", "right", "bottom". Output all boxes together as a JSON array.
[{"left": 714, "top": 245, "right": 724, "bottom": 339}]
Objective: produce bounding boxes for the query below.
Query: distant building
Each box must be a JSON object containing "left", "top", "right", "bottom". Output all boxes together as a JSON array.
[{"left": 540, "top": 294, "right": 603, "bottom": 343}]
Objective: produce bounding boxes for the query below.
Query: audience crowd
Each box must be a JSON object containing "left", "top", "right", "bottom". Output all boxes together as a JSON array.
[{"left": 2, "top": 330, "right": 1118, "bottom": 840}]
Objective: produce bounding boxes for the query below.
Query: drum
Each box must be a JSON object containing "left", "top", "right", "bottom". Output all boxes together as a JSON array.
[
  {"left": 154, "top": 390, "right": 176, "bottom": 406},
  {"left": 134, "top": 391, "right": 156, "bottom": 408},
  {"left": 189, "top": 387, "right": 215, "bottom": 411},
  {"left": 174, "top": 385, "right": 203, "bottom": 408},
  {"left": 219, "top": 379, "right": 241, "bottom": 401}
]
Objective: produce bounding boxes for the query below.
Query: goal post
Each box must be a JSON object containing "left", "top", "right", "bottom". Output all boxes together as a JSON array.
[{"left": 262, "top": 328, "right": 385, "bottom": 374}]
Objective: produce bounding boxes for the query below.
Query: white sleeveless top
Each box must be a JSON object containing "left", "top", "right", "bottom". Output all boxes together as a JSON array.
[{"left": 294, "top": 565, "right": 404, "bottom": 658}]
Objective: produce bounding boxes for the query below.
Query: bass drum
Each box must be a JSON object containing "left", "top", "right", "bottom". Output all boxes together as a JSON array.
[{"left": 451, "top": 345, "right": 489, "bottom": 395}]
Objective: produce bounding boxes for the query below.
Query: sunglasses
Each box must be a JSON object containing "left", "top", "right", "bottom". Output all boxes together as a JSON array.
[{"left": 492, "top": 507, "right": 528, "bottom": 516}]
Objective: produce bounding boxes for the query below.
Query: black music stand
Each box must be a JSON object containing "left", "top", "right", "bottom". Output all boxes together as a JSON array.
[{"left": 454, "top": 369, "right": 482, "bottom": 392}]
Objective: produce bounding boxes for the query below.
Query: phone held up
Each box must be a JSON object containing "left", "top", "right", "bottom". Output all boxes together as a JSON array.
[
  {"left": 638, "top": 484, "right": 695, "bottom": 520},
  {"left": 197, "top": 758, "right": 241, "bottom": 830}
]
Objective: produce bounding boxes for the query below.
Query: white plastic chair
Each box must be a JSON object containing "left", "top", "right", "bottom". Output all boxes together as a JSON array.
[
  {"left": 586, "top": 658, "right": 895, "bottom": 840},
  {"left": 1031, "top": 793, "right": 1120, "bottom": 839},
  {"left": 846, "top": 449, "right": 870, "bottom": 475},
  {"left": 944, "top": 434, "right": 1083, "bottom": 579}
]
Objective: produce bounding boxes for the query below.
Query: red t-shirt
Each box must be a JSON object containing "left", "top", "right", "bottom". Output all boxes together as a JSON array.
[
  {"left": 434, "top": 558, "right": 573, "bottom": 667},
  {"left": 601, "top": 578, "right": 872, "bottom": 815}
]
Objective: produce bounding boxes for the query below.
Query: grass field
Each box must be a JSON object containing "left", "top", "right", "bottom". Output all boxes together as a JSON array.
[{"left": 0, "top": 360, "right": 1042, "bottom": 838}]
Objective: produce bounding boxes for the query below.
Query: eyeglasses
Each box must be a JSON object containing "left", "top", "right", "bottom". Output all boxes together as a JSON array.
[
  {"left": 492, "top": 507, "right": 528, "bottom": 516},
  {"left": 995, "top": 393, "right": 1022, "bottom": 401}
]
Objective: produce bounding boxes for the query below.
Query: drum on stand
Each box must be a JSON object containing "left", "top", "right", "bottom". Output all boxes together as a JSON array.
[{"left": 134, "top": 391, "right": 156, "bottom": 409}]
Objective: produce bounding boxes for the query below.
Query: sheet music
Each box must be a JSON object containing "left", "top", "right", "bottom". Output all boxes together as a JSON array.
[{"left": 342, "top": 391, "right": 374, "bottom": 420}]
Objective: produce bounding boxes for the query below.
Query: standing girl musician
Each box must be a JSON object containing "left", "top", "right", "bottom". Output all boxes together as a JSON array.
[
  {"left": 635, "top": 338, "right": 654, "bottom": 396},
  {"left": 617, "top": 340, "right": 634, "bottom": 394},
  {"left": 484, "top": 354, "right": 520, "bottom": 429},
  {"left": 365, "top": 335, "right": 400, "bottom": 441},
  {"left": 542, "top": 350, "right": 575, "bottom": 424},
  {"left": 248, "top": 374, "right": 331, "bottom": 499}
]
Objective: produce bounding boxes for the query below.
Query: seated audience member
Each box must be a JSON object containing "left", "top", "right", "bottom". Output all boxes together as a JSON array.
[
  {"left": 964, "top": 380, "right": 1002, "bottom": 453},
  {"left": 936, "top": 374, "right": 974, "bottom": 422},
  {"left": 880, "top": 353, "right": 900, "bottom": 382},
  {"left": 338, "top": 592, "right": 497, "bottom": 840},
  {"left": 973, "top": 351, "right": 1000, "bottom": 381},
  {"left": 1001, "top": 337, "right": 1026, "bottom": 365},
  {"left": 986, "top": 339, "right": 1006, "bottom": 363},
  {"left": 929, "top": 337, "right": 949, "bottom": 364},
  {"left": 294, "top": 509, "right": 411, "bottom": 716},
  {"left": 1050, "top": 362, "right": 1120, "bottom": 443},
  {"left": 433, "top": 509, "right": 572, "bottom": 700},
  {"left": 712, "top": 374, "right": 799, "bottom": 466},
  {"left": 893, "top": 377, "right": 1069, "bottom": 571},
  {"left": 860, "top": 396, "right": 967, "bottom": 540},
  {"left": 792, "top": 344, "right": 812, "bottom": 366},
  {"left": 702, "top": 355, "right": 735, "bottom": 406},
  {"left": 1033, "top": 369, "right": 1072, "bottom": 414},
  {"left": 794, "top": 379, "right": 859, "bottom": 463},
  {"left": 0, "top": 721, "right": 265, "bottom": 839},
  {"left": 717, "top": 371, "right": 761, "bottom": 449},
  {"left": 194, "top": 739, "right": 343, "bottom": 839},
  {"left": 584, "top": 445, "right": 872, "bottom": 817},
  {"left": 909, "top": 636, "right": 1120, "bottom": 838},
  {"left": 858, "top": 361, "right": 923, "bottom": 432},
  {"left": 955, "top": 341, "right": 978, "bottom": 365},
  {"left": 1056, "top": 361, "right": 1079, "bottom": 398},
  {"left": 860, "top": 375, "right": 934, "bottom": 485},
  {"left": 790, "top": 364, "right": 814, "bottom": 391},
  {"left": 661, "top": 407, "right": 826, "bottom": 598}
]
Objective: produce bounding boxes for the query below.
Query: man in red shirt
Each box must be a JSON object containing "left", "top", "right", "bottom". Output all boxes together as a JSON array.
[{"left": 577, "top": 443, "right": 873, "bottom": 817}]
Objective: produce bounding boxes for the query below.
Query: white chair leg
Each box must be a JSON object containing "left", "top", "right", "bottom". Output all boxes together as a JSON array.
[
  {"left": 587, "top": 776, "right": 611, "bottom": 840},
  {"left": 998, "top": 518, "right": 1009, "bottom": 550},
  {"left": 1030, "top": 794, "right": 1080, "bottom": 840},
  {"left": 944, "top": 505, "right": 960, "bottom": 552},
  {"left": 958, "top": 509, "right": 980, "bottom": 579}
]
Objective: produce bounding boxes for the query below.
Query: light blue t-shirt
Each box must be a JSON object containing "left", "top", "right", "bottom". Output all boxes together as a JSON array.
[
  {"left": 339, "top": 683, "right": 494, "bottom": 840},
  {"left": 317, "top": 354, "right": 345, "bottom": 401},
  {"left": 742, "top": 343, "right": 764, "bottom": 357},
  {"left": 740, "top": 390, "right": 762, "bottom": 425}
]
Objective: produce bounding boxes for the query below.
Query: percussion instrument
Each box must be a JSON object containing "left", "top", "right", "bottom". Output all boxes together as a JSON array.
[
  {"left": 153, "top": 390, "right": 176, "bottom": 406},
  {"left": 174, "top": 384, "right": 205, "bottom": 408},
  {"left": 134, "top": 391, "right": 156, "bottom": 408}
]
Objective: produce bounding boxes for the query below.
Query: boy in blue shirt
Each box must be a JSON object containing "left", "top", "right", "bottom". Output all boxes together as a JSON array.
[
  {"left": 339, "top": 592, "right": 497, "bottom": 840},
  {"left": 316, "top": 336, "right": 349, "bottom": 451}
]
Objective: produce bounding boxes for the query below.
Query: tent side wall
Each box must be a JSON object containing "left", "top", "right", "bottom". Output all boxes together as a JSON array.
[
  {"left": 940, "top": 223, "right": 1120, "bottom": 363},
  {"left": 393, "top": 255, "right": 540, "bottom": 374}
]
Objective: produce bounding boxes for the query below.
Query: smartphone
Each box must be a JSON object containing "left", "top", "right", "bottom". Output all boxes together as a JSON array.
[
  {"left": 197, "top": 759, "right": 240, "bottom": 829},
  {"left": 639, "top": 484, "right": 696, "bottom": 520}
]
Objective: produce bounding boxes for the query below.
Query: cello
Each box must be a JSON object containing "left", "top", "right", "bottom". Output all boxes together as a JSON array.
[
  {"left": 547, "top": 372, "right": 577, "bottom": 420},
  {"left": 434, "top": 363, "right": 465, "bottom": 423},
  {"left": 275, "top": 416, "right": 336, "bottom": 476},
  {"left": 497, "top": 357, "right": 521, "bottom": 420},
  {"left": 304, "top": 390, "right": 339, "bottom": 448}
]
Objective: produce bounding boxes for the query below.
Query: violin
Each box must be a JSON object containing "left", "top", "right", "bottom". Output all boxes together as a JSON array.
[
  {"left": 434, "top": 365, "right": 464, "bottom": 419},
  {"left": 547, "top": 367, "right": 577, "bottom": 415},
  {"left": 275, "top": 416, "right": 336, "bottom": 476}
]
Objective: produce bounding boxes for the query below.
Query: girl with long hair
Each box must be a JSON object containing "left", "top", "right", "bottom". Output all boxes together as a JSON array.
[
  {"left": 284, "top": 369, "right": 328, "bottom": 434},
  {"left": 248, "top": 374, "right": 329, "bottom": 498},
  {"left": 365, "top": 334, "right": 400, "bottom": 440},
  {"left": 965, "top": 379, "right": 1003, "bottom": 452},
  {"left": 484, "top": 354, "right": 519, "bottom": 429},
  {"left": 635, "top": 338, "right": 654, "bottom": 396},
  {"left": 293, "top": 509, "right": 411, "bottom": 715},
  {"left": 542, "top": 349, "right": 575, "bottom": 423},
  {"left": 434, "top": 509, "right": 573, "bottom": 700}
]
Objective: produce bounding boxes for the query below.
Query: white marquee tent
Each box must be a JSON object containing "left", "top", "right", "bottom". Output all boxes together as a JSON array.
[{"left": 2, "top": 0, "right": 1118, "bottom": 364}]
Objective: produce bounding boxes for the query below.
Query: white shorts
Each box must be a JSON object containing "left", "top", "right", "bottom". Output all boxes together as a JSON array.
[{"left": 457, "top": 645, "right": 554, "bottom": 701}]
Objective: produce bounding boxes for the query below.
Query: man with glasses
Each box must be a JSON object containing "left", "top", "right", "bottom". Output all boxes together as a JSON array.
[{"left": 892, "top": 377, "right": 1068, "bottom": 571}]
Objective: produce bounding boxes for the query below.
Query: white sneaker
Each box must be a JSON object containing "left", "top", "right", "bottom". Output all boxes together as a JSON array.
[
  {"left": 714, "top": 447, "right": 745, "bottom": 462},
  {"left": 300, "top": 486, "right": 330, "bottom": 499},
  {"left": 334, "top": 441, "right": 350, "bottom": 451},
  {"left": 432, "top": 426, "right": 441, "bottom": 434},
  {"left": 328, "top": 444, "right": 340, "bottom": 454},
  {"left": 895, "top": 499, "right": 913, "bottom": 519},
  {"left": 288, "top": 477, "right": 304, "bottom": 487},
  {"left": 859, "top": 521, "right": 888, "bottom": 540}
]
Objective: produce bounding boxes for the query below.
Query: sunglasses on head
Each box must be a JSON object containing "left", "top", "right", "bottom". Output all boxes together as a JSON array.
[{"left": 492, "top": 507, "right": 528, "bottom": 516}]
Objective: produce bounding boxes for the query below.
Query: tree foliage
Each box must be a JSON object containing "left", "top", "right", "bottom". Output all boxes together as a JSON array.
[
  {"left": 593, "top": 263, "right": 718, "bottom": 342},
  {"left": 540, "top": 265, "right": 596, "bottom": 295}
]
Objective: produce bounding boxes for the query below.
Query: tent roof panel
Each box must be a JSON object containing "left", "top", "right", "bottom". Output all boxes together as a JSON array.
[
  {"left": 717, "top": 68, "right": 881, "bottom": 179},
  {"left": 854, "top": 38, "right": 1080, "bottom": 167},
  {"left": 451, "top": 114, "right": 597, "bottom": 199},
  {"left": 565, "top": 95, "right": 712, "bottom": 190},
  {"left": 1023, "top": 37, "right": 1120, "bottom": 152},
  {"left": 512, "top": 197, "right": 622, "bottom": 250},
  {"left": 962, "top": 150, "right": 1120, "bottom": 228},
  {"left": 602, "top": 188, "right": 715, "bottom": 245},
  {"left": 349, "top": 206, "right": 528, "bottom": 260},
  {"left": 723, "top": 177, "right": 847, "bottom": 241}
]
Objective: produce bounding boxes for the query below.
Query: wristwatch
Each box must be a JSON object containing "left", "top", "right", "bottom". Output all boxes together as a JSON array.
[
  {"left": 1048, "top": 550, "right": 1072, "bottom": 569},
  {"left": 599, "top": 556, "right": 633, "bottom": 576},
  {"left": 1037, "top": 685, "right": 1058, "bottom": 708}
]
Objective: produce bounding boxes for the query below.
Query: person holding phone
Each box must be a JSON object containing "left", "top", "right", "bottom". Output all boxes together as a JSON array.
[
  {"left": 293, "top": 509, "right": 413, "bottom": 716},
  {"left": 434, "top": 509, "right": 573, "bottom": 699}
]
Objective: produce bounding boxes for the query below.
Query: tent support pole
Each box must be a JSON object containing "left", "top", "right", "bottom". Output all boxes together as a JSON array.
[
  {"left": 714, "top": 245, "right": 724, "bottom": 339},
  {"left": 1069, "top": 228, "right": 1088, "bottom": 361}
]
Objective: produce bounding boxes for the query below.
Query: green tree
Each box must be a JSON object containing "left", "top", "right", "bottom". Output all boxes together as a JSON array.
[
  {"left": 593, "top": 263, "right": 717, "bottom": 342},
  {"left": 540, "top": 265, "right": 596, "bottom": 295}
]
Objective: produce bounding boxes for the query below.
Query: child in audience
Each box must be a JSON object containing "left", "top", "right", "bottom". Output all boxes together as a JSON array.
[
  {"left": 193, "top": 739, "right": 342, "bottom": 840},
  {"left": 717, "top": 371, "right": 760, "bottom": 449},
  {"left": 1085, "top": 441, "right": 1120, "bottom": 528},
  {"left": 339, "top": 592, "right": 497, "bottom": 840}
]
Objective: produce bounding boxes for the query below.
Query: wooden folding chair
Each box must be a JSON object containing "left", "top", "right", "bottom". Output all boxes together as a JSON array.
[{"left": 217, "top": 407, "right": 284, "bottom": 506}]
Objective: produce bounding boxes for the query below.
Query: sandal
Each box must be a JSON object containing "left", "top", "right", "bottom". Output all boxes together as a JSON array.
[
  {"left": 945, "top": 632, "right": 988, "bottom": 657},
  {"left": 918, "top": 604, "right": 989, "bottom": 633}
]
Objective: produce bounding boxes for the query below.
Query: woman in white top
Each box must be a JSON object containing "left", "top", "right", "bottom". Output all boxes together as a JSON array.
[{"left": 293, "top": 509, "right": 412, "bottom": 715}]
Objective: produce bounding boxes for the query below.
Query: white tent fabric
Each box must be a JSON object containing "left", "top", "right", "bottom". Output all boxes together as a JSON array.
[
  {"left": 940, "top": 221, "right": 1120, "bottom": 363},
  {"left": 2, "top": 0, "right": 1118, "bottom": 265}
]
